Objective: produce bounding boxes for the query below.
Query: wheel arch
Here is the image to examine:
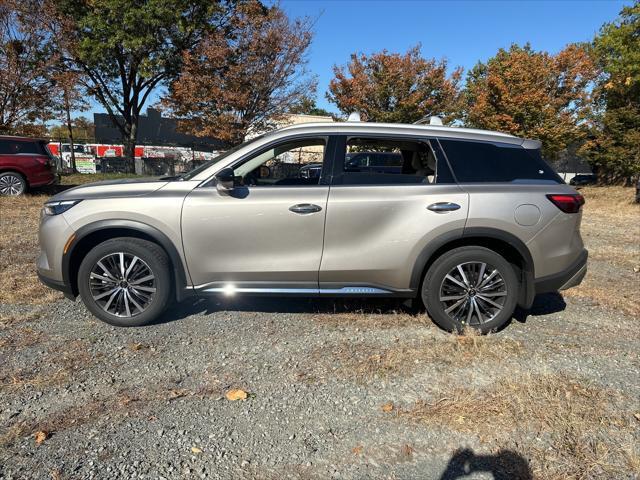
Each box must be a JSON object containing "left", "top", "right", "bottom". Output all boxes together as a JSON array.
[
  {"left": 0, "top": 169, "right": 28, "bottom": 188},
  {"left": 411, "top": 227, "right": 535, "bottom": 309},
  {"left": 63, "top": 220, "right": 192, "bottom": 301}
]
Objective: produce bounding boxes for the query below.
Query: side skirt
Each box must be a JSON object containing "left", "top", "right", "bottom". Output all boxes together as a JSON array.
[{"left": 196, "top": 286, "right": 415, "bottom": 298}]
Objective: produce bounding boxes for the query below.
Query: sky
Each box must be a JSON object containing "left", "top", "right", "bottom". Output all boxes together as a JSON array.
[{"left": 79, "top": 0, "right": 629, "bottom": 118}]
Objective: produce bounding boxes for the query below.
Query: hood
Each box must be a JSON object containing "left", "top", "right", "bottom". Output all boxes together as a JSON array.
[{"left": 50, "top": 177, "right": 170, "bottom": 201}]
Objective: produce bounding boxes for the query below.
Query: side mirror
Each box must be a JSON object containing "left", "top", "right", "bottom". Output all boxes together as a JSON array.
[{"left": 215, "top": 167, "right": 235, "bottom": 193}]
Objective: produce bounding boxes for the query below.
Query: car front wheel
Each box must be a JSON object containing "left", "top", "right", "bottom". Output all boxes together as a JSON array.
[
  {"left": 422, "top": 246, "right": 519, "bottom": 334},
  {"left": 78, "top": 237, "right": 172, "bottom": 327}
]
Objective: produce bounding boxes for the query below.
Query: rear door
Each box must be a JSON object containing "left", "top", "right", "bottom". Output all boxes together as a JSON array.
[{"left": 319, "top": 135, "right": 469, "bottom": 294}]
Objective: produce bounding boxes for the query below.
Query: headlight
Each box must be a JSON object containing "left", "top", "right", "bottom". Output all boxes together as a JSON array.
[{"left": 43, "top": 200, "right": 82, "bottom": 216}]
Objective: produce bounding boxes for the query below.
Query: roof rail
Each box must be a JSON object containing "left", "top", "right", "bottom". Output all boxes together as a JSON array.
[{"left": 414, "top": 115, "right": 443, "bottom": 126}]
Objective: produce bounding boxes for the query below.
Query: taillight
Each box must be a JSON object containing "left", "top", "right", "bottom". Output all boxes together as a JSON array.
[{"left": 546, "top": 194, "right": 585, "bottom": 213}]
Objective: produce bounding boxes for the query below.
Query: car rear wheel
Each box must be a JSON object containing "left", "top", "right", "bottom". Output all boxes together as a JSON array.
[
  {"left": 0, "top": 172, "right": 26, "bottom": 196},
  {"left": 78, "top": 237, "right": 172, "bottom": 327},
  {"left": 422, "top": 246, "right": 518, "bottom": 334}
]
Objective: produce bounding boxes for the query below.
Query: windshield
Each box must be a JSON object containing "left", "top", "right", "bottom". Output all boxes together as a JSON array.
[{"left": 181, "top": 135, "right": 266, "bottom": 180}]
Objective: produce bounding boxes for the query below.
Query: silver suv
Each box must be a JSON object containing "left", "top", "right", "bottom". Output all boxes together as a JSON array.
[{"left": 37, "top": 122, "right": 588, "bottom": 333}]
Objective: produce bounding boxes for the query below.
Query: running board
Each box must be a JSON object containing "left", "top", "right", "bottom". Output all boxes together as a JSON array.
[{"left": 200, "top": 286, "right": 394, "bottom": 296}]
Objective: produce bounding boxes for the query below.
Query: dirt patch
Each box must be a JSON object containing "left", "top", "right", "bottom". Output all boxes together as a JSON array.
[
  {"left": 397, "top": 373, "right": 639, "bottom": 479},
  {"left": 304, "top": 331, "right": 523, "bottom": 383}
]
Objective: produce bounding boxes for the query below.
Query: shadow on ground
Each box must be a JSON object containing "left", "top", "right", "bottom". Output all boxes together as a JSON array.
[
  {"left": 439, "top": 448, "right": 532, "bottom": 480},
  {"left": 154, "top": 292, "right": 566, "bottom": 328}
]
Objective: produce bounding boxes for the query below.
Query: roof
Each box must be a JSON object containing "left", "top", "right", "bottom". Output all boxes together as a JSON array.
[
  {"left": 273, "top": 121, "right": 529, "bottom": 146},
  {"left": 0, "top": 134, "right": 48, "bottom": 142}
]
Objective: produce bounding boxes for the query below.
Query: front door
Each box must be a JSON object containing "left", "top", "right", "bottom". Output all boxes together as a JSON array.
[{"left": 182, "top": 136, "right": 332, "bottom": 292}]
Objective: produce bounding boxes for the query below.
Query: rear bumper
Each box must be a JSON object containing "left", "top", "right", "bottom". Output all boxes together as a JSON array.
[
  {"left": 30, "top": 173, "right": 59, "bottom": 188},
  {"left": 535, "top": 249, "right": 588, "bottom": 294}
]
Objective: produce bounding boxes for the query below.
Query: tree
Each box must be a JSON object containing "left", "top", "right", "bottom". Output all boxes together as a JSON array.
[
  {"left": 463, "top": 43, "right": 597, "bottom": 159},
  {"left": 163, "top": 1, "right": 315, "bottom": 147},
  {"left": 327, "top": 45, "right": 462, "bottom": 124},
  {"left": 579, "top": 2, "right": 640, "bottom": 184},
  {"left": 49, "top": 0, "right": 232, "bottom": 160},
  {"left": 51, "top": 70, "right": 89, "bottom": 171},
  {"left": 0, "top": 1, "right": 56, "bottom": 134},
  {"left": 288, "top": 94, "right": 336, "bottom": 118}
]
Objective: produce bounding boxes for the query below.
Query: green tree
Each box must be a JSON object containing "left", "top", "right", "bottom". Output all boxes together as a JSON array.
[
  {"left": 50, "top": 0, "right": 232, "bottom": 160},
  {"left": 579, "top": 2, "right": 640, "bottom": 184},
  {"left": 327, "top": 45, "right": 462, "bottom": 124},
  {"left": 463, "top": 43, "right": 597, "bottom": 159},
  {"left": 288, "top": 94, "right": 336, "bottom": 118}
]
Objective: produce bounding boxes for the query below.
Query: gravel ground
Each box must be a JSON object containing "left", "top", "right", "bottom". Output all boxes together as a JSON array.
[{"left": 1, "top": 293, "right": 638, "bottom": 480}]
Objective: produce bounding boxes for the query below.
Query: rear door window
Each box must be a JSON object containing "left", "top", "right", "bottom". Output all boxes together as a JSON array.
[
  {"left": 335, "top": 136, "right": 454, "bottom": 185},
  {"left": 0, "top": 139, "right": 48, "bottom": 155},
  {"left": 439, "top": 139, "right": 562, "bottom": 184}
]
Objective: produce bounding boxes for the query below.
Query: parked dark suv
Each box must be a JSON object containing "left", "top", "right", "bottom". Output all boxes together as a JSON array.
[{"left": 0, "top": 136, "right": 58, "bottom": 196}]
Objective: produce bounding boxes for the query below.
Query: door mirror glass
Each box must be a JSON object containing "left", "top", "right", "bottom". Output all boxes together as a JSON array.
[{"left": 215, "top": 167, "right": 235, "bottom": 193}]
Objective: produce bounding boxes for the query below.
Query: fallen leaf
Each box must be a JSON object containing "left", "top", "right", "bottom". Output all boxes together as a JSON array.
[
  {"left": 225, "top": 388, "right": 248, "bottom": 401},
  {"left": 168, "top": 389, "right": 189, "bottom": 400},
  {"left": 381, "top": 402, "right": 394, "bottom": 412},
  {"left": 191, "top": 446, "right": 202, "bottom": 454},
  {"left": 352, "top": 445, "right": 363, "bottom": 455},
  {"left": 128, "top": 342, "right": 147, "bottom": 351},
  {"left": 34, "top": 430, "right": 48, "bottom": 444},
  {"left": 634, "top": 413, "right": 640, "bottom": 422}
]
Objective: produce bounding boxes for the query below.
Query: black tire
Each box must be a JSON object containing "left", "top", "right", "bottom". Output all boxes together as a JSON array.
[
  {"left": 78, "top": 237, "right": 172, "bottom": 327},
  {"left": 421, "top": 246, "right": 519, "bottom": 334},
  {"left": 0, "top": 171, "right": 27, "bottom": 196}
]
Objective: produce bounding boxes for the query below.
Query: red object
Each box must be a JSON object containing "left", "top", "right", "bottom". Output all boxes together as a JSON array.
[
  {"left": 0, "top": 136, "right": 57, "bottom": 189},
  {"left": 546, "top": 194, "right": 585, "bottom": 214}
]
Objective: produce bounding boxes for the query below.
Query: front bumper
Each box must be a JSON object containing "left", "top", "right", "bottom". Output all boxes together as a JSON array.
[
  {"left": 534, "top": 249, "right": 588, "bottom": 294},
  {"left": 37, "top": 271, "right": 75, "bottom": 299}
]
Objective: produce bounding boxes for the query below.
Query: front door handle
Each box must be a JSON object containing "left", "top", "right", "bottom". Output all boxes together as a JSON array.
[
  {"left": 427, "top": 202, "right": 461, "bottom": 213},
  {"left": 289, "top": 203, "right": 322, "bottom": 214}
]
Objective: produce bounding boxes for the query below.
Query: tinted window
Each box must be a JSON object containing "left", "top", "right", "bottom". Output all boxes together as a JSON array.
[
  {"left": 439, "top": 139, "right": 562, "bottom": 184},
  {"left": 0, "top": 139, "right": 48, "bottom": 155}
]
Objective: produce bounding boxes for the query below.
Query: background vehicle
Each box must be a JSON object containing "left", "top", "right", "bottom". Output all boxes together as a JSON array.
[
  {"left": 37, "top": 121, "right": 587, "bottom": 333},
  {"left": 0, "top": 136, "right": 58, "bottom": 196},
  {"left": 569, "top": 174, "right": 597, "bottom": 186}
]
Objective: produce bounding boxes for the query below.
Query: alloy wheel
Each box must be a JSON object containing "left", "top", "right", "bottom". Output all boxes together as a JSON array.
[
  {"left": 438, "top": 261, "right": 507, "bottom": 326},
  {"left": 0, "top": 174, "right": 24, "bottom": 196},
  {"left": 89, "top": 252, "right": 156, "bottom": 317}
]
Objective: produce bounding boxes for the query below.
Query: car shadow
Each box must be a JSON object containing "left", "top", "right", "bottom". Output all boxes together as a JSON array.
[
  {"left": 439, "top": 448, "right": 532, "bottom": 480},
  {"left": 152, "top": 295, "right": 418, "bottom": 326},
  {"left": 153, "top": 291, "right": 567, "bottom": 328},
  {"left": 513, "top": 292, "right": 567, "bottom": 324}
]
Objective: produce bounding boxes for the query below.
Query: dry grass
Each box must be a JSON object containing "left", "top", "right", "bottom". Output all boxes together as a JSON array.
[
  {"left": 313, "top": 309, "right": 430, "bottom": 329},
  {"left": 60, "top": 173, "right": 138, "bottom": 186},
  {"left": 0, "top": 195, "right": 62, "bottom": 304},
  {"left": 563, "top": 186, "right": 640, "bottom": 316},
  {"left": 398, "top": 373, "right": 639, "bottom": 479},
  {"left": 304, "top": 332, "right": 523, "bottom": 383}
]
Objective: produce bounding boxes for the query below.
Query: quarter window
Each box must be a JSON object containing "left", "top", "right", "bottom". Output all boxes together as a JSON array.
[{"left": 439, "top": 139, "right": 562, "bottom": 184}]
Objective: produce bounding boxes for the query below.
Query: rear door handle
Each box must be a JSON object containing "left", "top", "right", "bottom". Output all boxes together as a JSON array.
[
  {"left": 289, "top": 203, "right": 322, "bottom": 214},
  {"left": 427, "top": 202, "right": 461, "bottom": 213}
]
